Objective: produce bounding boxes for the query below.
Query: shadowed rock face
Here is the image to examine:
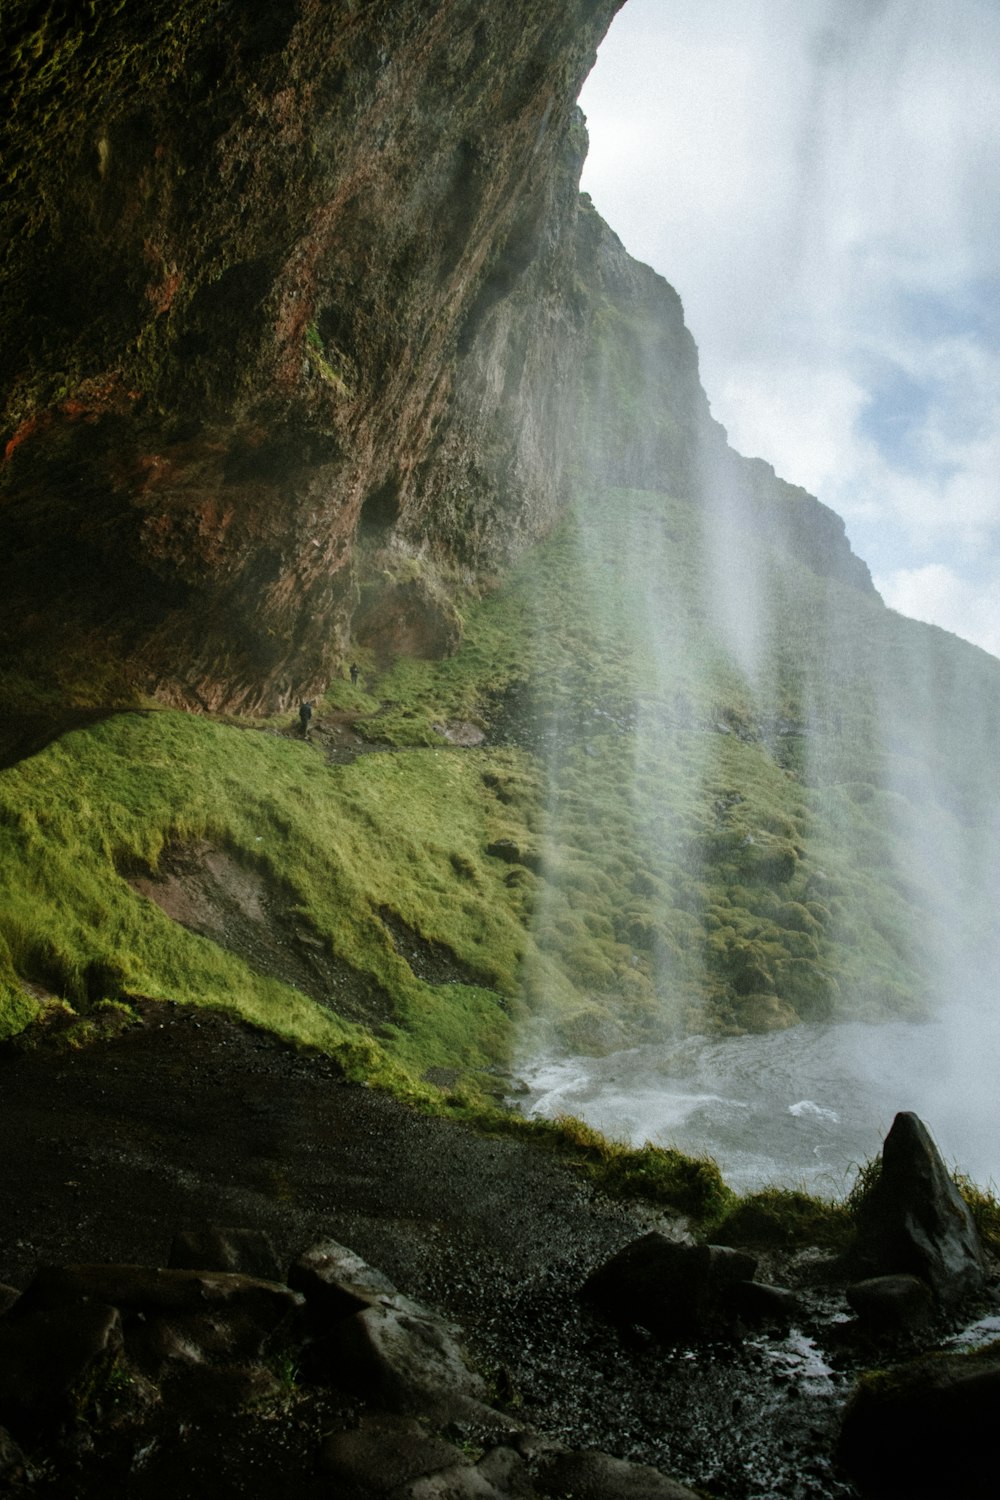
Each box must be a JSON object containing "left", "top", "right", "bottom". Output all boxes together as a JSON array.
[
  {"left": 2, "top": 0, "right": 623, "bottom": 710},
  {"left": 2, "top": 0, "right": 873, "bottom": 712}
]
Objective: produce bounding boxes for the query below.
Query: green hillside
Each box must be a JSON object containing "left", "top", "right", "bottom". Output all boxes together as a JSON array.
[{"left": 2, "top": 485, "right": 998, "bottom": 1091}]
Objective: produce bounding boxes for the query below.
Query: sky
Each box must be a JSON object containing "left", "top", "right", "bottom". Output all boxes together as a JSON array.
[{"left": 579, "top": 0, "right": 1000, "bottom": 659}]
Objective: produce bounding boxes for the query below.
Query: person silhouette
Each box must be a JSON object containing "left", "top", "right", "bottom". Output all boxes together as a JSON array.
[
  {"left": 349, "top": 662, "right": 360, "bottom": 685},
  {"left": 298, "top": 700, "right": 313, "bottom": 735}
]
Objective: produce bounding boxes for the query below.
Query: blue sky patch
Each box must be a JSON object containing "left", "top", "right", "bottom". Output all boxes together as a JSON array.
[{"left": 856, "top": 360, "right": 935, "bottom": 470}]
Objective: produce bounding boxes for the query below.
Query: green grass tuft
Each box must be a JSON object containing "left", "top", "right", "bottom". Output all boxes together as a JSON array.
[{"left": 711, "top": 1186, "right": 852, "bottom": 1249}]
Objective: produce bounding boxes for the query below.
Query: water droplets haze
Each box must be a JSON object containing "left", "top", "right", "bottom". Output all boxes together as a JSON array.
[{"left": 518, "top": 1013, "right": 1000, "bottom": 1196}]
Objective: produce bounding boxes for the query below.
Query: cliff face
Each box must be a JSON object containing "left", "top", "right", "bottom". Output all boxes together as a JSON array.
[{"left": 1, "top": 0, "right": 870, "bottom": 713}]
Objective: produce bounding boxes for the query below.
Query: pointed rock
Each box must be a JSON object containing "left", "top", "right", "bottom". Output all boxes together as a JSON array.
[
  {"left": 289, "top": 1238, "right": 399, "bottom": 1329},
  {"left": 853, "top": 1112, "right": 984, "bottom": 1305},
  {"left": 331, "top": 1300, "right": 489, "bottom": 1415}
]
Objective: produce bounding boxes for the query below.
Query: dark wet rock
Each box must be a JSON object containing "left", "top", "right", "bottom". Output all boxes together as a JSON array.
[
  {"left": 18, "top": 1263, "right": 302, "bottom": 1326},
  {"left": 846, "top": 1274, "right": 936, "bottom": 1334},
  {"left": 290, "top": 1238, "right": 399, "bottom": 1328},
  {"left": 582, "top": 1232, "right": 758, "bottom": 1340},
  {"left": 320, "top": 1413, "right": 469, "bottom": 1493},
  {"left": 475, "top": 1445, "right": 537, "bottom": 1497},
  {"left": 331, "top": 1417, "right": 468, "bottom": 1494},
  {"left": 532, "top": 1446, "right": 702, "bottom": 1499},
  {"left": 403, "top": 1459, "right": 513, "bottom": 1498},
  {"left": 164, "top": 1361, "right": 284, "bottom": 1415},
  {"left": 837, "top": 1341, "right": 1000, "bottom": 1499},
  {"left": 127, "top": 1306, "right": 288, "bottom": 1383},
  {"left": 168, "top": 1226, "right": 283, "bottom": 1282},
  {"left": 12, "top": 1264, "right": 303, "bottom": 1388},
  {"left": 330, "top": 1300, "right": 490, "bottom": 1417},
  {"left": 0, "top": 1302, "right": 123, "bottom": 1432},
  {"left": 291, "top": 1239, "right": 495, "bottom": 1420},
  {"left": 853, "top": 1112, "right": 985, "bottom": 1305},
  {"left": 724, "top": 1279, "right": 801, "bottom": 1330}
]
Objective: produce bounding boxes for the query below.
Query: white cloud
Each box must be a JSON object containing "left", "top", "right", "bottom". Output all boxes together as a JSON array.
[
  {"left": 716, "top": 361, "right": 868, "bottom": 499},
  {"left": 877, "top": 563, "right": 1000, "bottom": 659}
]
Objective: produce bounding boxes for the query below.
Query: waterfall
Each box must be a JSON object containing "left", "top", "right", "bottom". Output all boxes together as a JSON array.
[{"left": 512, "top": 0, "right": 1000, "bottom": 1191}]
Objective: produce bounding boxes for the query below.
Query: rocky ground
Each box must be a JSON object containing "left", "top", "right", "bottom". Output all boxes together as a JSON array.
[{"left": 2, "top": 1000, "right": 998, "bottom": 1498}]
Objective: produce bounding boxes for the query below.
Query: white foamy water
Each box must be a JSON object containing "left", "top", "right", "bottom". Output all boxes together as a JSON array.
[{"left": 516, "top": 1016, "right": 1000, "bottom": 1196}]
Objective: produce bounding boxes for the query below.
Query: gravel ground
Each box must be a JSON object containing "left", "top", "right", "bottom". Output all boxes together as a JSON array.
[{"left": 0, "top": 1002, "right": 870, "bottom": 1498}]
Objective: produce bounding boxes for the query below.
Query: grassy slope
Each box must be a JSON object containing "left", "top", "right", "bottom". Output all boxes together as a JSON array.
[
  {"left": 2, "top": 486, "right": 999, "bottom": 1094},
  {"left": 0, "top": 713, "right": 535, "bottom": 1088},
  {"left": 364, "top": 486, "right": 1000, "bottom": 1051}
]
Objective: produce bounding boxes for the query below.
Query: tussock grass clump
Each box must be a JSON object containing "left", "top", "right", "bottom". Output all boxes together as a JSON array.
[
  {"left": 705, "top": 1153, "right": 1000, "bottom": 1257},
  {"left": 954, "top": 1174, "right": 1000, "bottom": 1256},
  {"left": 711, "top": 1186, "right": 852, "bottom": 1249}
]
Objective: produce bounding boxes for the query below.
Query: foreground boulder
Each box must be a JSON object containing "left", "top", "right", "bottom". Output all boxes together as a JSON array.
[
  {"left": 289, "top": 1237, "right": 399, "bottom": 1325},
  {"left": 330, "top": 1299, "right": 492, "bottom": 1417},
  {"left": 292, "top": 1237, "right": 494, "bottom": 1420},
  {"left": 837, "top": 1342, "right": 1000, "bottom": 1499},
  {"left": 852, "top": 1112, "right": 985, "bottom": 1306},
  {"left": 0, "top": 1427, "right": 28, "bottom": 1487},
  {"left": 15, "top": 1262, "right": 301, "bottom": 1325},
  {"left": 0, "top": 1230, "right": 708, "bottom": 1498},
  {"left": 320, "top": 1413, "right": 470, "bottom": 1493}
]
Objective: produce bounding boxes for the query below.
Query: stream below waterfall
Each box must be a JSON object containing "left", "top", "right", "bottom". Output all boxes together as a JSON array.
[{"left": 515, "top": 1015, "right": 1000, "bottom": 1196}]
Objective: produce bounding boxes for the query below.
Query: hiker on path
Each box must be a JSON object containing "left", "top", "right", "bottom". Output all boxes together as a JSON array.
[
  {"left": 298, "top": 700, "right": 313, "bottom": 736},
  {"left": 350, "top": 662, "right": 360, "bottom": 685}
]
